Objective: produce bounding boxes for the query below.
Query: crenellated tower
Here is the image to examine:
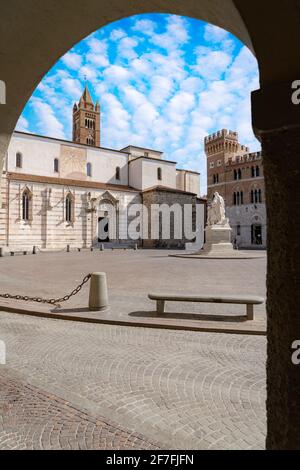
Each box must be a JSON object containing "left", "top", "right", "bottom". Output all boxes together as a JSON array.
[
  {"left": 205, "top": 129, "right": 249, "bottom": 200},
  {"left": 72, "top": 85, "right": 100, "bottom": 147}
]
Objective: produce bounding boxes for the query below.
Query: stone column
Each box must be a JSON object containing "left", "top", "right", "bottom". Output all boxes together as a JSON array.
[{"left": 252, "top": 82, "right": 300, "bottom": 449}]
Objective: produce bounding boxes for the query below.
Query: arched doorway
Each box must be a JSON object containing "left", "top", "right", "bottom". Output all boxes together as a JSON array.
[
  {"left": 96, "top": 193, "right": 119, "bottom": 246},
  {"left": 0, "top": 0, "right": 299, "bottom": 450}
]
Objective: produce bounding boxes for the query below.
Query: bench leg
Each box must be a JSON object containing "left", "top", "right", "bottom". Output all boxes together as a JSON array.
[
  {"left": 157, "top": 300, "right": 165, "bottom": 315},
  {"left": 246, "top": 304, "right": 254, "bottom": 321}
]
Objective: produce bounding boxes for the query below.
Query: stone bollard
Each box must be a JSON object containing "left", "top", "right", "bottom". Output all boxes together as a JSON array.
[
  {"left": 89, "top": 273, "right": 109, "bottom": 311},
  {"left": 67, "top": 245, "right": 70, "bottom": 253},
  {"left": 33, "top": 246, "right": 37, "bottom": 255}
]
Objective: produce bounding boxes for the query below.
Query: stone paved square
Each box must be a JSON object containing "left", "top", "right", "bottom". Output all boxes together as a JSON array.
[{"left": 0, "top": 250, "right": 267, "bottom": 449}]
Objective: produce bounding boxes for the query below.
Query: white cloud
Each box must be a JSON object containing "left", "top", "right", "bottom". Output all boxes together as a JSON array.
[
  {"left": 110, "top": 29, "right": 126, "bottom": 41},
  {"left": 194, "top": 48, "right": 232, "bottom": 80},
  {"left": 86, "top": 38, "right": 109, "bottom": 67},
  {"left": 30, "top": 98, "right": 66, "bottom": 139},
  {"left": 16, "top": 116, "right": 29, "bottom": 132},
  {"left": 62, "top": 52, "right": 82, "bottom": 70},
  {"left": 151, "top": 16, "right": 190, "bottom": 52},
  {"left": 132, "top": 19, "right": 156, "bottom": 36},
  {"left": 103, "top": 65, "right": 131, "bottom": 83},
  {"left": 117, "top": 36, "right": 139, "bottom": 60},
  {"left": 204, "top": 24, "right": 229, "bottom": 43}
]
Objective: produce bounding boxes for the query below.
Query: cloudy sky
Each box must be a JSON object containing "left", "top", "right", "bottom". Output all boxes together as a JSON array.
[{"left": 16, "top": 14, "right": 260, "bottom": 195}]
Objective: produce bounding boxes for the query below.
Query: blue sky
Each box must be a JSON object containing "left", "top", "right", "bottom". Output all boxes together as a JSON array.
[{"left": 16, "top": 14, "right": 260, "bottom": 195}]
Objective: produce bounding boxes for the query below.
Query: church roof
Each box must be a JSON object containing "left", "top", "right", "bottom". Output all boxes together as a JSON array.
[{"left": 80, "top": 85, "right": 94, "bottom": 105}]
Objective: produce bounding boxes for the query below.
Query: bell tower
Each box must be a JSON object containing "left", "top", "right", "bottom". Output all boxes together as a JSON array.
[{"left": 72, "top": 85, "right": 100, "bottom": 147}]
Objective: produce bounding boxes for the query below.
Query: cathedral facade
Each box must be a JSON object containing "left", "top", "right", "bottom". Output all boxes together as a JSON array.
[
  {"left": 206, "top": 129, "right": 266, "bottom": 249},
  {"left": 0, "top": 86, "right": 203, "bottom": 252}
]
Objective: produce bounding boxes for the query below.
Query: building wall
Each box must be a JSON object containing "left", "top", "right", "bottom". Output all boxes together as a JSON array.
[
  {"left": 142, "top": 188, "right": 205, "bottom": 249},
  {"left": 0, "top": 174, "right": 140, "bottom": 250},
  {"left": 205, "top": 129, "right": 266, "bottom": 249},
  {"left": 129, "top": 158, "right": 177, "bottom": 191},
  {"left": 8, "top": 133, "right": 129, "bottom": 186},
  {"left": 176, "top": 170, "right": 200, "bottom": 197}
]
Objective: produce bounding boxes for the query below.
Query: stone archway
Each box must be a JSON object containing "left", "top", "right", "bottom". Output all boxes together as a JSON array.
[{"left": 0, "top": 0, "right": 300, "bottom": 449}]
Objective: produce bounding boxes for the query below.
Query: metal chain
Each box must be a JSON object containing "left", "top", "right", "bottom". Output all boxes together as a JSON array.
[{"left": 0, "top": 274, "right": 92, "bottom": 308}]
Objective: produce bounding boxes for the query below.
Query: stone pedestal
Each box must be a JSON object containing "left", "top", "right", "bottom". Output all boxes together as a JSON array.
[{"left": 201, "top": 223, "right": 235, "bottom": 256}]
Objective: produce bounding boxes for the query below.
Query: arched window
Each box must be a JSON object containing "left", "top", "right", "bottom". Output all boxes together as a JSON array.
[
  {"left": 258, "top": 189, "right": 262, "bottom": 203},
  {"left": 16, "top": 152, "right": 22, "bottom": 169},
  {"left": 251, "top": 166, "right": 255, "bottom": 178},
  {"left": 66, "top": 194, "right": 73, "bottom": 223},
  {"left": 238, "top": 169, "right": 242, "bottom": 180},
  {"left": 256, "top": 166, "right": 260, "bottom": 177},
  {"left": 54, "top": 158, "right": 59, "bottom": 173},
  {"left": 157, "top": 168, "right": 162, "bottom": 181},
  {"left": 236, "top": 192, "right": 240, "bottom": 206},
  {"left": 251, "top": 190, "right": 254, "bottom": 204},
  {"left": 116, "top": 167, "right": 121, "bottom": 181},
  {"left": 240, "top": 191, "right": 244, "bottom": 205},
  {"left": 234, "top": 170, "right": 237, "bottom": 180},
  {"left": 233, "top": 192, "right": 237, "bottom": 205},
  {"left": 22, "top": 190, "right": 30, "bottom": 221},
  {"left": 237, "top": 224, "right": 241, "bottom": 236},
  {"left": 87, "top": 162, "right": 92, "bottom": 177}
]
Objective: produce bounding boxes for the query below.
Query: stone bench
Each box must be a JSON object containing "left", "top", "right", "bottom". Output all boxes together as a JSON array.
[
  {"left": 148, "top": 293, "right": 264, "bottom": 321},
  {"left": 10, "top": 251, "right": 28, "bottom": 256}
]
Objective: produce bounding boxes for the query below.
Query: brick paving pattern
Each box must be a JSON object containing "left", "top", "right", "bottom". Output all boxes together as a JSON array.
[
  {"left": 0, "top": 368, "right": 159, "bottom": 450},
  {"left": 0, "top": 311, "right": 266, "bottom": 450}
]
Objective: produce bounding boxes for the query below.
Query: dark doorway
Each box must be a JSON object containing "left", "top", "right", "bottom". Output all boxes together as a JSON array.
[
  {"left": 98, "top": 217, "right": 110, "bottom": 243},
  {"left": 251, "top": 224, "right": 262, "bottom": 245}
]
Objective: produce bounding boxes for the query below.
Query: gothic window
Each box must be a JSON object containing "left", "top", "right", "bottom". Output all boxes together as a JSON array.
[
  {"left": 54, "top": 158, "right": 59, "bottom": 173},
  {"left": 116, "top": 167, "right": 121, "bottom": 181},
  {"left": 66, "top": 194, "right": 73, "bottom": 223},
  {"left": 157, "top": 168, "right": 162, "bottom": 181},
  {"left": 251, "top": 190, "right": 254, "bottom": 203},
  {"left": 238, "top": 169, "right": 242, "bottom": 180},
  {"left": 256, "top": 166, "right": 260, "bottom": 177},
  {"left": 22, "top": 190, "right": 30, "bottom": 221},
  {"left": 251, "top": 166, "right": 255, "bottom": 178},
  {"left": 258, "top": 189, "right": 262, "bottom": 203},
  {"left": 87, "top": 162, "right": 92, "bottom": 177},
  {"left": 234, "top": 170, "right": 237, "bottom": 180},
  {"left": 234, "top": 191, "right": 243, "bottom": 206},
  {"left": 16, "top": 152, "right": 22, "bottom": 169},
  {"left": 237, "top": 224, "right": 241, "bottom": 236}
]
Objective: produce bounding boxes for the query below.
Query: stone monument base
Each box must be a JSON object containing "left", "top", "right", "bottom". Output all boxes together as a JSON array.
[{"left": 200, "top": 224, "right": 236, "bottom": 256}]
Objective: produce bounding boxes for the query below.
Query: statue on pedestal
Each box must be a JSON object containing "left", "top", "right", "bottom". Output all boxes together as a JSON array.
[{"left": 207, "top": 192, "right": 228, "bottom": 226}]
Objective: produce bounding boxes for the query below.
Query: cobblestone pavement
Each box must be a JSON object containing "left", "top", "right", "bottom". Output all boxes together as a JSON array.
[
  {"left": 0, "top": 367, "right": 159, "bottom": 450},
  {"left": 0, "top": 312, "right": 266, "bottom": 450}
]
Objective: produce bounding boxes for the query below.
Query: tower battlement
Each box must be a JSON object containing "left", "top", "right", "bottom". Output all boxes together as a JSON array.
[
  {"left": 225, "top": 151, "right": 262, "bottom": 166},
  {"left": 205, "top": 129, "right": 249, "bottom": 157}
]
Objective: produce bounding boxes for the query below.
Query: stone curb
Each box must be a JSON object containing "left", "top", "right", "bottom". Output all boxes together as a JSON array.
[{"left": 0, "top": 303, "right": 266, "bottom": 336}]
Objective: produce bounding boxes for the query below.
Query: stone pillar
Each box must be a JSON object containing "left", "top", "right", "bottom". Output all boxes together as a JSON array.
[
  {"left": 89, "top": 272, "right": 109, "bottom": 311},
  {"left": 252, "top": 82, "right": 300, "bottom": 449}
]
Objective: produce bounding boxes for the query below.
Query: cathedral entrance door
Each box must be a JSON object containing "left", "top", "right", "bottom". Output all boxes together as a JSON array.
[
  {"left": 251, "top": 224, "right": 262, "bottom": 245},
  {"left": 98, "top": 216, "right": 110, "bottom": 243}
]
